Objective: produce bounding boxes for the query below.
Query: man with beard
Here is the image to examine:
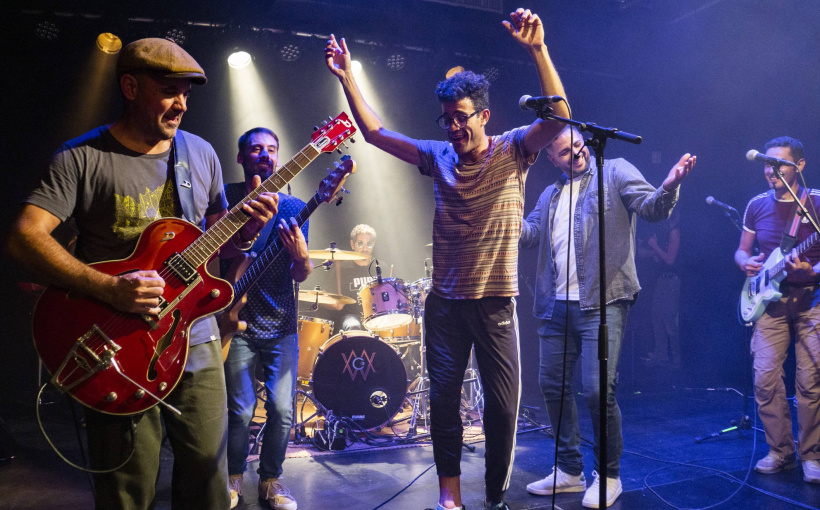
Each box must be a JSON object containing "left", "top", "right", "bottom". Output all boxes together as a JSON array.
[
  {"left": 520, "top": 125, "right": 695, "bottom": 507},
  {"left": 735, "top": 136, "right": 820, "bottom": 485},
  {"left": 222, "top": 127, "right": 311, "bottom": 509},
  {"left": 5, "top": 38, "right": 278, "bottom": 509},
  {"left": 325, "top": 8, "right": 567, "bottom": 510}
]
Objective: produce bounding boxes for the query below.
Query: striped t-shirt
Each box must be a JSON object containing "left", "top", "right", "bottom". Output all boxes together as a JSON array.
[{"left": 417, "top": 126, "right": 537, "bottom": 299}]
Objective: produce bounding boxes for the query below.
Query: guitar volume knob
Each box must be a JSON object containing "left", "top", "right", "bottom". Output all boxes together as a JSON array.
[
  {"left": 104, "top": 392, "right": 117, "bottom": 403},
  {"left": 210, "top": 289, "right": 220, "bottom": 298}
]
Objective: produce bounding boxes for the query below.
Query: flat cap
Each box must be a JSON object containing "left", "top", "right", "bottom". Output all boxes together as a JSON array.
[{"left": 117, "top": 37, "right": 207, "bottom": 85}]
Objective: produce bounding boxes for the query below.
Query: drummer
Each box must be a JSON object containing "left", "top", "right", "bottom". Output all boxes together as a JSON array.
[{"left": 307, "top": 224, "right": 381, "bottom": 332}]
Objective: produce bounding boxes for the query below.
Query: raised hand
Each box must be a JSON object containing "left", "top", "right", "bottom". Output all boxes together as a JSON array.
[
  {"left": 325, "top": 34, "right": 351, "bottom": 79},
  {"left": 502, "top": 8, "right": 545, "bottom": 51},
  {"left": 662, "top": 153, "right": 697, "bottom": 192}
]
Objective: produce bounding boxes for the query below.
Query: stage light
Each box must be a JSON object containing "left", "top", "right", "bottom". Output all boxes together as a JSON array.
[
  {"left": 96, "top": 33, "right": 122, "bottom": 54},
  {"left": 165, "top": 28, "right": 187, "bottom": 46},
  {"left": 351, "top": 60, "right": 363, "bottom": 76},
  {"left": 280, "top": 44, "right": 301, "bottom": 62},
  {"left": 228, "top": 50, "right": 252, "bottom": 69},
  {"left": 482, "top": 66, "right": 500, "bottom": 81},
  {"left": 35, "top": 21, "right": 59, "bottom": 41},
  {"left": 445, "top": 66, "right": 465, "bottom": 78},
  {"left": 386, "top": 54, "right": 405, "bottom": 71}
]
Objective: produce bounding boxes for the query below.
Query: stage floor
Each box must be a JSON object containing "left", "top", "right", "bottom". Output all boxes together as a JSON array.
[{"left": 1, "top": 382, "right": 818, "bottom": 509}]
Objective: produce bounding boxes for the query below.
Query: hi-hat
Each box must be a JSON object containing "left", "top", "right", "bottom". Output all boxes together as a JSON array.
[
  {"left": 308, "top": 248, "right": 370, "bottom": 261},
  {"left": 298, "top": 289, "right": 357, "bottom": 306}
]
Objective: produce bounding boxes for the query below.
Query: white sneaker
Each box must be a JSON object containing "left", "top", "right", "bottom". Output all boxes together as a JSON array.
[
  {"left": 526, "top": 466, "right": 586, "bottom": 495},
  {"left": 804, "top": 460, "right": 820, "bottom": 484},
  {"left": 229, "top": 473, "right": 243, "bottom": 509},
  {"left": 581, "top": 471, "right": 622, "bottom": 509},
  {"left": 259, "top": 478, "right": 297, "bottom": 510}
]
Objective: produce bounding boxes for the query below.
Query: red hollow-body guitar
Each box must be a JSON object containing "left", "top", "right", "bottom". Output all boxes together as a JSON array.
[{"left": 31, "top": 113, "right": 356, "bottom": 415}]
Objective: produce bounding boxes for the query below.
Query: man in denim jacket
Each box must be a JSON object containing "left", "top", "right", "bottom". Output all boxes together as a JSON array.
[{"left": 520, "top": 125, "right": 695, "bottom": 508}]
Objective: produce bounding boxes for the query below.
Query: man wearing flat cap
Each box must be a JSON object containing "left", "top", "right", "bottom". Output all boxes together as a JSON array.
[{"left": 6, "top": 38, "right": 279, "bottom": 509}]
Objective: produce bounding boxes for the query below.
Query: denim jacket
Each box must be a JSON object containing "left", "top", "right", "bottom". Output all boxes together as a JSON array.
[{"left": 520, "top": 158, "right": 678, "bottom": 319}]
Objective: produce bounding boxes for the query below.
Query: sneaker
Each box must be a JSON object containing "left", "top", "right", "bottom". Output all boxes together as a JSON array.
[
  {"left": 804, "top": 460, "right": 820, "bottom": 484},
  {"left": 229, "top": 474, "right": 243, "bottom": 509},
  {"left": 581, "top": 471, "right": 622, "bottom": 509},
  {"left": 754, "top": 452, "right": 797, "bottom": 474},
  {"left": 484, "top": 501, "right": 509, "bottom": 510},
  {"left": 526, "top": 466, "right": 586, "bottom": 495},
  {"left": 258, "top": 478, "right": 297, "bottom": 510}
]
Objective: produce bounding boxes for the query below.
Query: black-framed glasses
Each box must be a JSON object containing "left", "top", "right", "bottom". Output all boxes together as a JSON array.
[{"left": 435, "top": 110, "right": 482, "bottom": 130}]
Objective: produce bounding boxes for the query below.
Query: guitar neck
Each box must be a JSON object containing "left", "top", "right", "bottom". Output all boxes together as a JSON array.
[
  {"left": 771, "top": 231, "right": 820, "bottom": 276},
  {"left": 181, "top": 144, "right": 321, "bottom": 267},
  {"left": 233, "top": 191, "right": 323, "bottom": 299}
]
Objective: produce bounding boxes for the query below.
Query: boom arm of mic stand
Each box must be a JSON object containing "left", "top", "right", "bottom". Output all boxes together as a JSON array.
[
  {"left": 773, "top": 167, "right": 820, "bottom": 235},
  {"left": 535, "top": 110, "right": 642, "bottom": 146}
]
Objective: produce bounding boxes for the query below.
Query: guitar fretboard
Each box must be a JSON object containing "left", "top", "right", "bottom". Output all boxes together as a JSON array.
[
  {"left": 181, "top": 144, "right": 321, "bottom": 267},
  {"left": 234, "top": 191, "right": 323, "bottom": 298},
  {"left": 770, "top": 232, "right": 820, "bottom": 277}
]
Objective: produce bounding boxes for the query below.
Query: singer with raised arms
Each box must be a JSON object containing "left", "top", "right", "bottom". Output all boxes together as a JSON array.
[
  {"left": 734, "top": 136, "right": 820, "bottom": 484},
  {"left": 326, "top": 8, "right": 568, "bottom": 510}
]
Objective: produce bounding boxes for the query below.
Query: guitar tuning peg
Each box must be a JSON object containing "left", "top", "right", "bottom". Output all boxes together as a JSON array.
[
  {"left": 340, "top": 187, "right": 350, "bottom": 194},
  {"left": 349, "top": 137, "right": 356, "bottom": 143},
  {"left": 313, "top": 126, "right": 319, "bottom": 131},
  {"left": 327, "top": 116, "right": 332, "bottom": 122},
  {"left": 326, "top": 167, "right": 332, "bottom": 174},
  {"left": 336, "top": 148, "right": 342, "bottom": 154},
  {"left": 321, "top": 120, "right": 328, "bottom": 126},
  {"left": 335, "top": 196, "right": 344, "bottom": 206},
  {"left": 343, "top": 142, "right": 350, "bottom": 149}
]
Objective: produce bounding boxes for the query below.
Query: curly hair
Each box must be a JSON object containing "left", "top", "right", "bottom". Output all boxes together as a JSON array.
[
  {"left": 434, "top": 71, "right": 490, "bottom": 111},
  {"left": 349, "top": 224, "right": 377, "bottom": 242},
  {"left": 763, "top": 136, "right": 804, "bottom": 163}
]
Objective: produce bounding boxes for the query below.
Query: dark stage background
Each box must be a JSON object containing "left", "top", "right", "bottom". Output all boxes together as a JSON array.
[{"left": 2, "top": 0, "right": 819, "bottom": 409}]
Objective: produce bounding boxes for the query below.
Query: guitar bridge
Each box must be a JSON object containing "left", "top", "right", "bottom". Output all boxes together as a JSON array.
[{"left": 50, "top": 325, "right": 122, "bottom": 393}]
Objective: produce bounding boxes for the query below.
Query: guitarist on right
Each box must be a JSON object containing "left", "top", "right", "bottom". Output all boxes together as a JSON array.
[{"left": 734, "top": 136, "right": 820, "bottom": 484}]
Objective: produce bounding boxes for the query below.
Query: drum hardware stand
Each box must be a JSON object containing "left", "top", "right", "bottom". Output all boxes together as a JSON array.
[{"left": 517, "top": 404, "right": 552, "bottom": 436}]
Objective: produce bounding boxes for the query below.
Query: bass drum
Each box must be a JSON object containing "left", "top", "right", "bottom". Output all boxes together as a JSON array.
[{"left": 311, "top": 331, "right": 407, "bottom": 430}]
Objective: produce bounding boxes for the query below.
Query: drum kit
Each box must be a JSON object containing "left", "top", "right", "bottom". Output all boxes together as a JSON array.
[{"left": 288, "top": 247, "right": 480, "bottom": 440}]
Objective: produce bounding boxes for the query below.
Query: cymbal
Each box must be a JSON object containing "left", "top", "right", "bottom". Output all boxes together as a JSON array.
[
  {"left": 308, "top": 248, "right": 370, "bottom": 261},
  {"left": 298, "top": 289, "right": 357, "bottom": 306},
  {"left": 426, "top": 243, "right": 433, "bottom": 247}
]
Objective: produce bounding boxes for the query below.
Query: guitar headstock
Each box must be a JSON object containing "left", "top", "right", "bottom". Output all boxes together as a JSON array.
[
  {"left": 311, "top": 112, "right": 357, "bottom": 154},
  {"left": 318, "top": 155, "right": 357, "bottom": 204}
]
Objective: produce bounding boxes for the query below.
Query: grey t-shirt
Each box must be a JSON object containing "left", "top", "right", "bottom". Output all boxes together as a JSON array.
[{"left": 27, "top": 126, "right": 227, "bottom": 345}]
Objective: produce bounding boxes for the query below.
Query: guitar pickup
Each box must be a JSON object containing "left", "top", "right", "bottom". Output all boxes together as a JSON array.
[{"left": 165, "top": 252, "right": 197, "bottom": 284}]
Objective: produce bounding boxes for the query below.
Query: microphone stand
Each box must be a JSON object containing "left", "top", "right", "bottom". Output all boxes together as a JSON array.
[{"left": 534, "top": 105, "right": 641, "bottom": 510}]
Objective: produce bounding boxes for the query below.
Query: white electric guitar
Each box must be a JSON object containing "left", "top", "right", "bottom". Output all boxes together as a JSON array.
[{"left": 739, "top": 232, "right": 820, "bottom": 322}]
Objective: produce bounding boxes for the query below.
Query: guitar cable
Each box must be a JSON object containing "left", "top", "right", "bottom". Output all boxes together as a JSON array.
[{"left": 35, "top": 382, "right": 137, "bottom": 473}]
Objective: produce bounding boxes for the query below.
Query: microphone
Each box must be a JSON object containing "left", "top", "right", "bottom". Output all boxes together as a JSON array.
[
  {"left": 706, "top": 196, "right": 738, "bottom": 215},
  {"left": 519, "top": 94, "right": 564, "bottom": 111},
  {"left": 375, "top": 259, "right": 382, "bottom": 285},
  {"left": 573, "top": 152, "right": 582, "bottom": 159},
  {"left": 746, "top": 149, "right": 798, "bottom": 168}
]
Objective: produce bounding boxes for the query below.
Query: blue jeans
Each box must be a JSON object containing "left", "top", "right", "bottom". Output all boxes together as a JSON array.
[
  {"left": 538, "top": 301, "right": 628, "bottom": 477},
  {"left": 224, "top": 333, "right": 298, "bottom": 480}
]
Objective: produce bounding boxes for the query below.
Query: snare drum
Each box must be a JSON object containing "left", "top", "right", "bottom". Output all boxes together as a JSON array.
[
  {"left": 311, "top": 331, "right": 407, "bottom": 430},
  {"left": 297, "top": 316, "right": 334, "bottom": 381},
  {"left": 359, "top": 278, "right": 413, "bottom": 330}
]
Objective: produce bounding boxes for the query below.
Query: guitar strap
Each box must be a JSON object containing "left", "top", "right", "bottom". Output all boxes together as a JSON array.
[
  {"left": 172, "top": 132, "right": 197, "bottom": 225},
  {"left": 780, "top": 187, "right": 809, "bottom": 253}
]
